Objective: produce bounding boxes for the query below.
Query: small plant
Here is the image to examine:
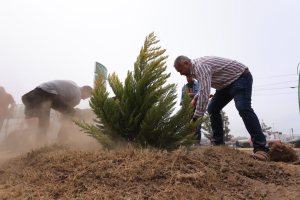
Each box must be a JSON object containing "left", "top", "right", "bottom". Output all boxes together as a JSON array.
[{"left": 73, "top": 32, "right": 204, "bottom": 151}]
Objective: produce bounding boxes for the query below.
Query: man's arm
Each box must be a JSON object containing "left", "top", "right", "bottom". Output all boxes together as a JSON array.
[
  {"left": 192, "top": 64, "right": 212, "bottom": 118},
  {"left": 52, "top": 96, "right": 77, "bottom": 117}
]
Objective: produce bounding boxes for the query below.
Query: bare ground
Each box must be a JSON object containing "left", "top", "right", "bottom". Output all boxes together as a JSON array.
[{"left": 0, "top": 144, "right": 300, "bottom": 199}]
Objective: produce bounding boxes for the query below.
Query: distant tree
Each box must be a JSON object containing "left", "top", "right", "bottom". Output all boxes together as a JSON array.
[
  {"left": 260, "top": 119, "right": 272, "bottom": 132},
  {"left": 201, "top": 104, "right": 233, "bottom": 141},
  {"left": 221, "top": 110, "right": 233, "bottom": 141},
  {"left": 202, "top": 112, "right": 213, "bottom": 139}
]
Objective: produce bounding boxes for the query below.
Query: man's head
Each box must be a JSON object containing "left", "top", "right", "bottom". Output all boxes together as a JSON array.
[
  {"left": 174, "top": 55, "right": 191, "bottom": 76},
  {"left": 81, "top": 86, "right": 93, "bottom": 100},
  {"left": 186, "top": 75, "right": 194, "bottom": 85}
]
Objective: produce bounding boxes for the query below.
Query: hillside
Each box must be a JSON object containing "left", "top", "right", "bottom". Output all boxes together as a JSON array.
[{"left": 0, "top": 145, "right": 300, "bottom": 199}]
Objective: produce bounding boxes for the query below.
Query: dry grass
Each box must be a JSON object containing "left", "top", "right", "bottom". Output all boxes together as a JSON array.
[{"left": 0, "top": 144, "right": 300, "bottom": 199}]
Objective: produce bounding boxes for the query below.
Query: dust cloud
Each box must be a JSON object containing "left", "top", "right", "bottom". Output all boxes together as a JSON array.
[{"left": 0, "top": 108, "right": 101, "bottom": 165}]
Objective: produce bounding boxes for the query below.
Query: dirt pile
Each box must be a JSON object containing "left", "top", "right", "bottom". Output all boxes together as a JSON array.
[
  {"left": 0, "top": 145, "right": 300, "bottom": 199},
  {"left": 269, "top": 143, "right": 299, "bottom": 162}
]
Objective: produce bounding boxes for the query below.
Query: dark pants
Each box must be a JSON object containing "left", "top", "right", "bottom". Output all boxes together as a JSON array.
[
  {"left": 207, "top": 72, "right": 269, "bottom": 153},
  {"left": 22, "top": 88, "right": 75, "bottom": 142},
  {"left": 195, "top": 125, "right": 201, "bottom": 142},
  {"left": 192, "top": 108, "right": 202, "bottom": 144}
]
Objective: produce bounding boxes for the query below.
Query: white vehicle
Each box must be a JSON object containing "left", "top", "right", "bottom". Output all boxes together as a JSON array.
[{"left": 264, "top": 131, "right": 287, "bottom": 142}]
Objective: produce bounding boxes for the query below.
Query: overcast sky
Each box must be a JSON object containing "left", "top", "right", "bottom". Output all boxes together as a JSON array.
[{"left": 1, "top": 0, "right": 299, "bottom": 137}]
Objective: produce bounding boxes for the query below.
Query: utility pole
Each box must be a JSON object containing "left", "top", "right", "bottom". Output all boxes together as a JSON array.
[{"left": 291, "top": 128, "right": 294, "bottom": 139}]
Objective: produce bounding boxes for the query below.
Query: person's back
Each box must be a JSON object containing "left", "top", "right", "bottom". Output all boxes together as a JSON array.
[
  {"left": 22, "top": 80, "right": 92, "bottom": 143},
  {"left": 38, "top": 80, "right": 82, "bottom": 107}
]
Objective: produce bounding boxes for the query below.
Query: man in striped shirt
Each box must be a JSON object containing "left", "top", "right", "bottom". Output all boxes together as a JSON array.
[{"left": 174, "top": 56, "right": 270, "bottom": 161}]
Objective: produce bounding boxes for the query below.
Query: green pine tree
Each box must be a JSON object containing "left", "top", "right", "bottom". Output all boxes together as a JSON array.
[{"left": 73, "top": 32, "right": 204, "bottom": 151}]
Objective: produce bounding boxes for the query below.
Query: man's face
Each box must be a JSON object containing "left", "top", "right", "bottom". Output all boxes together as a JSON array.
[
  {"left": 186, "top": 76, "right": 194, "bottom": 85},
  {"left": 81, "top": 90, "right": 92, "bottom": 100},
  {"left": 174, "top": 61, "right": 190, "bottom": 76}
]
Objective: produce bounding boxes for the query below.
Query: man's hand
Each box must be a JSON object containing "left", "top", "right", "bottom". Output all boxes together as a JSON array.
[
  {"left": 190, "top": 117, "right": 198, "bottom": 124},
  {"left": 188, "top": 93, "right": 194, "bottom": 98},
  {"left": 190, "top": 97, "right": 197, "bottom": 108},
  {"left": 190, "top": 117, "right": 198, "bottom": 132},
  {"left": 191, "top": 94, "right": 213, "bottom": 109}
]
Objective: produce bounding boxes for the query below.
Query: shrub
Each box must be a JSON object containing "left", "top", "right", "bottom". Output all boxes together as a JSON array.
[{"left": 73, "top": 33, "right": 204, "bottom": 151}]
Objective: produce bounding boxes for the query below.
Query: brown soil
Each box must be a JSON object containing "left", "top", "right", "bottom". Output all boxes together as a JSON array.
[
  {"left": 0, "top": 145, "right": 300, "bottom": 199},
  {"left": 269, "top": 143, "right": 299, "bottom": 162}
]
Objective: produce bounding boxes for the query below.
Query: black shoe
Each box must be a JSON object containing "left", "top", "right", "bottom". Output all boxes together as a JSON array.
[{"left": 211, "top": 141, "right": 225, "bottom": 146}]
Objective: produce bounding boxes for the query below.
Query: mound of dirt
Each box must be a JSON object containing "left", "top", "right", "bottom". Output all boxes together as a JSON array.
[
  {"left": 269, "top": 143, "right": 299, "bottom": 162},
  {"left": 0, "top": 145, "right": 300, "bottom": 199}
]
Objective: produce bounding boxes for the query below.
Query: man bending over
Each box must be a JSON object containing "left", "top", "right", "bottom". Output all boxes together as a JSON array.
[
  {"left": 22, "top": 80, "right": 92, "bottom": 143},
  {"left": 174, "top": 56, "right": 269, "bottom": 161}
]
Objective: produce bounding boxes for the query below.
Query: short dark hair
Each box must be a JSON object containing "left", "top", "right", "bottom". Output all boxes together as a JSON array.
[
  {"left": 82, "top": 86, "right": 93, "bottom": 93},
  {"left": 174, "top": 55, "right": 191, "bottom": 67}
]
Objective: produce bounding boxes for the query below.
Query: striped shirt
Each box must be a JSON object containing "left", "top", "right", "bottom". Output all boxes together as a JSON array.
[{"left": 190, "top": 56, "right": 248, "bottom": 117}]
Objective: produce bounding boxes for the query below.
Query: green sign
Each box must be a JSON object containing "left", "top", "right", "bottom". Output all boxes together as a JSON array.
[{"left": 95, "top": 62, "right": 107, "bottom": 78}]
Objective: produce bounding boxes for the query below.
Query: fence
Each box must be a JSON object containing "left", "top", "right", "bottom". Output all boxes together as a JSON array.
[{"left": 0, "top": 104, "right": 59, "bottom": 139}]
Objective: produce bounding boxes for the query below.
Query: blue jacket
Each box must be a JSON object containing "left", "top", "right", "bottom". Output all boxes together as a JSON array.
[{"left": 180, "top": 81, "right": 199, "bottom": 105}]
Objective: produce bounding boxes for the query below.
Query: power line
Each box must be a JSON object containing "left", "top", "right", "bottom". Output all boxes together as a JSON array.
[
  {"left": 255, "top": 74, "right": 297, "bottom": 79},
  {"left": 253, "top": 92, "right": 298, "bottom": 96},
  {"left": 253, "top": 86, "right": 298, "bottom": 91},
  {"left": 253, "top": 80, "right": 298, "bottom": 88}
]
